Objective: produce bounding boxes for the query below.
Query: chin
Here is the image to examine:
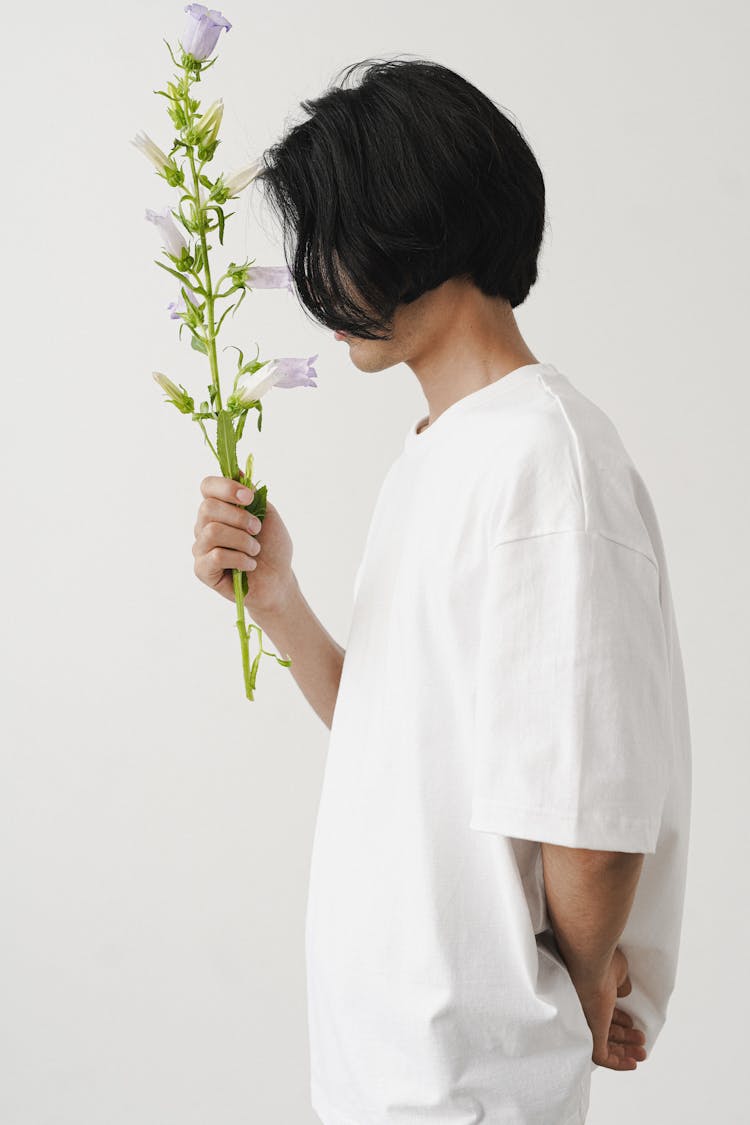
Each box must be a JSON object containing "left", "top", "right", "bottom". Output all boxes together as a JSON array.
[{"left": 347, "top": 339, "right": 400, "bottom": 374}]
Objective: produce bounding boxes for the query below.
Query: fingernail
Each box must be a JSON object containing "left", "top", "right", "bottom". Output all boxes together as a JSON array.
[{"left": 236, "top": 487, "right": 253, "bottom": 502}]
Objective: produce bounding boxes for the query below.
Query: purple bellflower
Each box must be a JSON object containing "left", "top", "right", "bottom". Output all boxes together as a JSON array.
[
  {"left": 181, "top": 5, "right": 232, "bottom": 61},
  {"left": 167, "top": 284, "right": 200, "bottom": 319},
  {"left": 245, "top": 266, "right": 294, "bottom": 293},
  {"left": 145, "top": 205, "right": 188, "bottom": 259},
  {"left": 232, "top": 354, "right": 319, "bottom": 406}
]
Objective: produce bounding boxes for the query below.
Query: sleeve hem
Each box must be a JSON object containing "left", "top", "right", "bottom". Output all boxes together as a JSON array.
[{"left": 469, "top": 797, "right": 661, "bottom": 854}]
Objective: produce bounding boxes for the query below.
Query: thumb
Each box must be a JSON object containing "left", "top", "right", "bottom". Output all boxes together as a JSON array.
[
  {"left": 591, "top": 1016, "right": 612, "bottom": 1066},
  {"left": 617, "top": 971, "right": 633, "bottom": 998}
]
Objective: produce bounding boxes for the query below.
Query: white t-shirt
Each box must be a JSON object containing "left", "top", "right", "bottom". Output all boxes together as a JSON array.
[{"left": 306, "top": 361, "right": 692, "bottom": 1125}]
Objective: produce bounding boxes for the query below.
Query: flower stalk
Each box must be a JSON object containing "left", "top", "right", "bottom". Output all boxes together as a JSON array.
[{"left": 134, "top": 7, "right": 314, "bottom": 701}]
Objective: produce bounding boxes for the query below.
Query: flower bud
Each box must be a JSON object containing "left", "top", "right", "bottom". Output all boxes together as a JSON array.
[
  {"left": 221, "top": 159, "right": 264, "bottom": 198},
  {"left": 194, "top": 98, "right": 224, "bottom": 148},
  {"left": 131, "top": 131, "right": 184, "bottom": 187},
  {"left": 152, "top": 371, "right": 195, "bottom": 414},
  {"left": 167, "top": 284, "right": 201, "bottom": 320},
  {"left": 145, "top": 206, "right": 189, "bottom": 261}
]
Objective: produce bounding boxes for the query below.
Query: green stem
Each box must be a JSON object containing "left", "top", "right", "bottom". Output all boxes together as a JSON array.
[
  {"left": 176, "top": 60, "right": 274, "bottom": 702},
  {"left": 190, "top": 152, "right": 222, "bottom": 411},
  {"left": 182, "top": 69, "right": 223, "bottom": 414},
  {"left": 232, "top": 570, "right": 254, "bottom": 701}
]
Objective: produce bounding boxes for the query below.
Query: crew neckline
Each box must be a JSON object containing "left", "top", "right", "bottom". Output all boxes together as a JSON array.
[{"left": 403, "top": 362, "right": 559, "bottom": 453}]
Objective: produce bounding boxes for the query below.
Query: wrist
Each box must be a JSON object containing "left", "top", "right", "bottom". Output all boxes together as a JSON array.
[
  {"left": 247, "top": 570, "right": 303, "bottom": 630},
  {"left": 559, "top": 943, "right": 618, "bottom": 990}
]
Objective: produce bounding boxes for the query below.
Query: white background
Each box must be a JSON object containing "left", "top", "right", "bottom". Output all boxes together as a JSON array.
[{"left": 1, "top": 0, "right": 747, "bottom": 1121}]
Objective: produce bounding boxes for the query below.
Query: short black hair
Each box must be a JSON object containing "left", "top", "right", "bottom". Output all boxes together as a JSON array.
[{"left": 256, "top": 56, "right": 547, "bottom": 340}]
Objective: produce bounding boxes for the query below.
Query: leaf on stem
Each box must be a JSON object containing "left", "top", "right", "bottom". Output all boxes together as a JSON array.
[
  {"left": 249, "top": 649, "right": 262, "bottom": 693},
  {"left": 154, "top": 259, "right": 200, "bottom": 289},
  {"left": 213, "top": 205, "right": 225, "bottom": 245},
  {"left": 216, "top": 409, "right": 240, "bottom": 479},
  {"left": 162, "top": 38, "right": 181, "bottom": 68},
  {"left": 215, "top": 301, "right": 237, "bottom": 334},
  {"left": 232, "top": 287, "right": 247, "bottom": 317},
  {"left": 236, "top": 408, "right": 250, "bottom": 442},
  {"left": 223, "top": 343, "right": 245, "bottom": 370}
]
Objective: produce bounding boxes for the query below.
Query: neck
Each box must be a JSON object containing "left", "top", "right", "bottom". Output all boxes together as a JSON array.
[{"left": 405, "top": 283, "right": 539, "bottom": 431}]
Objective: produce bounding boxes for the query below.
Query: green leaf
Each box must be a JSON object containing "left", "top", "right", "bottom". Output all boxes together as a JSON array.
[
  {"left": 232, "top": 286, "right": 247, "bottom": 317},
  {"left": 191, "top": 334, "right": 208, "bottom": 354},
  {"left": 215, "top": 301, "right": 237, "bottom": 335},
  {"left": 215, "top": 205, "right": 225, "bottom": 245},
  {"left": 236, "top": 408, "right": 249, "bottom": 442},
  {"left": 246, "top": 482, "right": 267, "bottom": 522},
  {"left": 162, "top": 38, "right": 180, "bottom": 68},
  {"left": 227, "top": 344, "right": 245, "bottom": 370},
  {"left": 240, "top": 571, "right": 249, "bottom": 597},
  {"left": 240, "top": 358, "right": 268, "bottom": 377},
  {"left": 216, "top": 409, "right": 239, "bottom": 479},
  {"left": 249, "top": 649, "right": 262, "bottom": 693},
  {"left": 154, "top": 259, "right": 195, "bottom": 287}
]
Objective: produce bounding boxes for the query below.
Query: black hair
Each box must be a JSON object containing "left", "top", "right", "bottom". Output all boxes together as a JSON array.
[{"left": 256, "top": 56, "right": 547, "bottom": 340}]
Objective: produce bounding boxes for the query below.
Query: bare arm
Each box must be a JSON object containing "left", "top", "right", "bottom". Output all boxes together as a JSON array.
[
  {"left": 251, "top": 575, "right": 345, "bottom": 730},
  {"left": 540, "top": 843, "right": 648, "bottom": 1069},
  {"left": 540, "top": 845, "right": 644, "bottom": 982},
  {"left": 192, "top": 476, "right": 345, "bottom": 729}
]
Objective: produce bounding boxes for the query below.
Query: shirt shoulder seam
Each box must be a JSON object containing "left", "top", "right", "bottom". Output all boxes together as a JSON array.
[{"left": 488, "top": 526, "right": 659, "bottom": 573}]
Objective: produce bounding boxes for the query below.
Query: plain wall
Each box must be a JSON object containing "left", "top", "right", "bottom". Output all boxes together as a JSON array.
[{"left": 1, "top": 0, "right": 747, "bottom": 1121}]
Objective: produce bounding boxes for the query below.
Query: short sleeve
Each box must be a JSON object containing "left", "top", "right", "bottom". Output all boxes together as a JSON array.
[{"left": 469, "top": 529, "right": 673, "bottom": 853}]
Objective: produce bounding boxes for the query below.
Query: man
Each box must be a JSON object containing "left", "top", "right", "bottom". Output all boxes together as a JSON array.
[{"left": 192, "top": 57, "right": 691, "bottom": 1125}]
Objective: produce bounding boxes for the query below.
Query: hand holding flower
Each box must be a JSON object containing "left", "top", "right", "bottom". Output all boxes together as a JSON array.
[{"left": 192, "top": 477, "right": 297, "bottom": 624}]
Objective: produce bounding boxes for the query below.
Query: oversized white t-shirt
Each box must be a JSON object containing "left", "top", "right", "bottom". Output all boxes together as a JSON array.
[{"left": 305, "top": 362, "right": 692, "bottom": 1125}]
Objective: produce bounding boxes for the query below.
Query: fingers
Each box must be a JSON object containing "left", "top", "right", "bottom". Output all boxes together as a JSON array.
[
  {"left": 605, "top": 1040, "right": 647, "bottom": 1067},
  {"left": 594, "top": 1038, "right": 646, "bottom": 1071},
  {"left": 195, "top": 495, "right": 262, "bottom": 537},
  {"left": 200, "top": 474, "right": 255, "bottom": 506},
  {"left": 603, "top": 1052, "right": 639, "bottom": 1071},
  {"left": 193, "top": 521, "right": 261, "bottom": 562},
  {"left": 607, "top": 1010, "right": 647, "bottom": 1071},
  {"left": 608, "top": 1022, "right": 646, "bottom": 1047},
  {"left": 195, "top": 545, "right": 258, "bottom": 580},
  {"left": 194, "top": 478, "right": 262, "bottom": 596}
]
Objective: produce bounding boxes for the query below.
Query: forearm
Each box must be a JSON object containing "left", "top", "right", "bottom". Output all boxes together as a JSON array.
[
  {"left": 540, "top": 844, "right": 644, "bottom": 984},
  {"left": 251, "top": 573, "right": 345, "bottom": 729}
]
